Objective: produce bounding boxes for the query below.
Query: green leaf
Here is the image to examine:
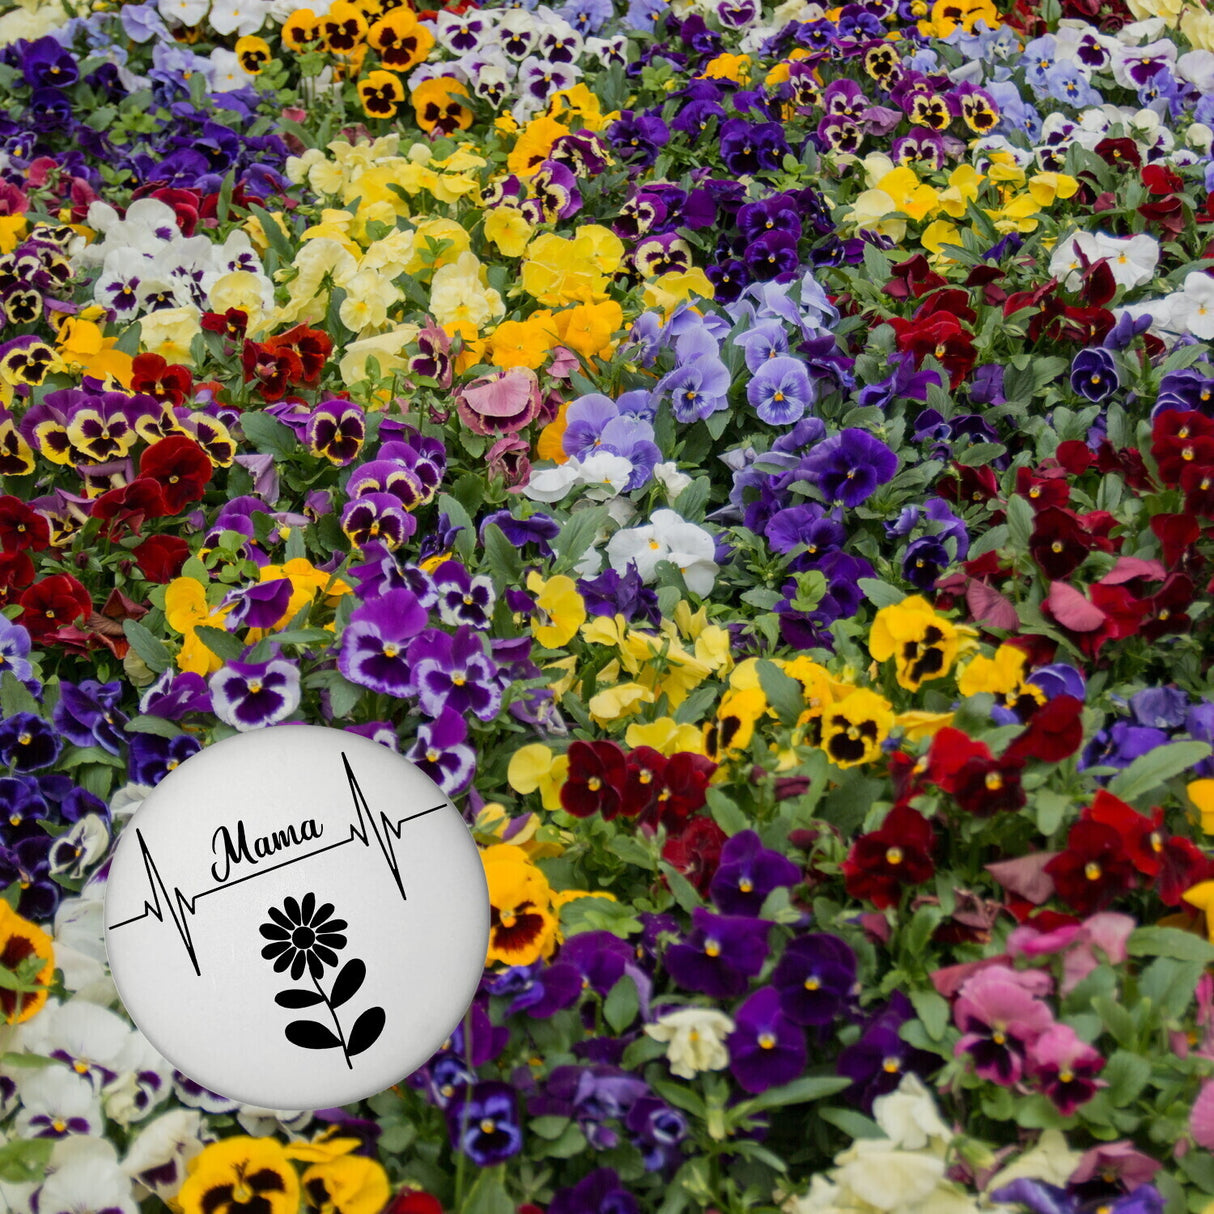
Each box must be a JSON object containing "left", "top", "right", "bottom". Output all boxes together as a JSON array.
[
  {"left": 734, "top": 1074, "right": 851, "bottom": 1116},
  {"left": 240, "top": 412, "right": 298, "bottom": 460},
  {"left": 462, "top": 1171, "right": 514, "bottom": 1214},
  {"left": 956, "top": 442, "right": 1007, "bottom": 467},
  {"left": 817, "top": 1107, "right": 886, "bottom": 1140},
  {"left": 552, "top": 506, "right": 608, "bottom": 573},
  {"left": 1107, "top": 742, "right": 1212, "bottom": 801},
  {"left": 528, "top": 1115, "right": 572, "bottom": 1140},
  {"left": 247, "top": 203, "right": 295, "bottom": 262},
  {"left": 756, "top": 659, "right": 803, "bottom": 728},
  {"left": 124, "top": 715, "right": 182, "bottom": 739},
  {"left": 1006, "top": 493, "right": 1034, "bottom": 551},
  {"left": 604, "top": 975, "right": 639, "bottom": 1032},
  {"left": 673, "top": 476, "right": 710, "bottom": 521},
  {"left": 658, "top": 862, "right": 703, "bottom": 914},
  {"left": 0, "top": 1135, "right": 52, "bottom": 1184},
  {"left": 482, "top": 523, "right": 524, "bottom": 587},
  {"left": 909, "top": 989, "right": 950, "bottom": 1042},
  {"left": 1127, "top": 926, "right": 1214, "bottom": 964},
  {"left": 1102, "top": 1050, "right": 1151, "bottom": 1106},
  {"left": 0, "top": 672, "right": 40, "bottom": 719},
  {"left": 651, "top": 1079, "right": 708, "bottom": 1120},
  {"left": 121, "top": 619, "right": 171, "bottom": 676},
  {"left": 706, "top": 786, "right": 749, "bottom": 836},
  {"left": 857, "top": 578, "right": 905, "bottom": 609},
  {"left": 193, "top": 625, "right": 248, "bottom": 664},
  {"left": 327, "top": 675, "right": 364, "bottom": 720}
]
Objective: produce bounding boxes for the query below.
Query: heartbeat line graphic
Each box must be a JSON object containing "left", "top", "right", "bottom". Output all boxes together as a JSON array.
[{"left": 106, "top": 753, "right": 449, "bottom": 976}]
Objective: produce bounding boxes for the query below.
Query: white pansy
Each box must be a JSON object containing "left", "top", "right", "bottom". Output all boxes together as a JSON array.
[
  {"left": 1178, "top": 49, "right": 1214, "bottom": 90},
  {"left": 984, "top": 1128, "right": 1083, "bottom": 1194},
  {"left": 606, "top": 509, "right": 719, "bottom": 596},
  {"left": 653, "top": 462, "right": 692, "bottom": 502},
  {"left": 35, "top": 1135, "right": 137, "bottom": 1214},
  {"left": 1166, "top": 271, "right": 1214, "bottom": 339},
  {"left": 104, "top": 1034, "right": 174, "bottom": 1126},
  {"left": 833, "top": 1138, "right": 947, "bottom": 1210},
  {"left": 157, "top": 0, "right": 208, "bottom": 26},
  {"left": 236, "top": 1106, "right": 313, "bottom": 1136},
  {"left": 110, "top": 783, "right": 153, "bottom": 819},
  {"left": 871, "top": 1073, "right": 951, "bottom": 1150},
  {"left": 1189, "top": 122, "right": 1214, "bottom": 153},
  {"left": 208, "top": 0, "right": 271, "bottom": 35},
  {"left": 18, "top": 1000, "right": 133, "bottom": 1090},
  {"left": 122, "top": 1108, "right": 209, "bottom": 1200},
  {"left": 14, "top": 1066, "right": 104, "bottom": 1139},
  {"left": 48, "top": 815, "right": 110, "bottom": 880},
  {"left": 52, "top": 895, "right": 112, "bottom": 999},
  {"left": 644, "top": 1008, "right": 735, "bottom": 1079},
  {"left": 208, "top": 47, "right": 253, "bottom": 92},
  {"left": 1048, "top": 230, "right": 1159, "bottom": 290},
  {"left": 522, "top": 453, "right": 634, "bottom": 504}
]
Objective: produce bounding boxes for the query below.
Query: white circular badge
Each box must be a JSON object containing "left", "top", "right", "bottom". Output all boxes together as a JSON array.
[{"left": 104, "top": 724, "right": 490, "bottom": 1110}]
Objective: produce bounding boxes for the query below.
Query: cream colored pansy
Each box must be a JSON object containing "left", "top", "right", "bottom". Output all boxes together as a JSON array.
[
  {"left": 429, "top": 251, "right": 505, "bottom": 329},
  {"left": 337, "top": 325, "right": 421, "bottom": 387},
  {"left": 644, "top": 1008, "right": 735, "bottom": 1079}
]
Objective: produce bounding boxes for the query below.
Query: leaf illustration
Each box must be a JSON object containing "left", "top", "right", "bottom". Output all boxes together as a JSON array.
[
  {"left": 276, "top": 989, "right": 325, "bottom": 1009},
  {"left": 347, "top": 1006, "right": 385, "bottom": 1057},
  {"left": 285, "top": 1019, "right": 342, "bottom": 1051},
  {"left": 330, "top": 958, "right": 366, "bottom": 1009}
]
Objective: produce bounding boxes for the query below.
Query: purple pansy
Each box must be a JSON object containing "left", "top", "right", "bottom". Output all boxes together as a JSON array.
[
  {"left": 52, "top": 680, "right": 128, "bottom": 754},
  {"left": 407, "top": 627, "right": 502, "bottom": 722},
  {"left": 664, "top": 907, "right": 770, "bottom": 998},
  {"left": 446, "top": 1081, "right": 523, "bottom": 1165},
  {"left": 708, "top": 830, "right": 801, "bottom": 916},
  {"left": 0, "top": 776, "right": 48, "bottom": 844},
  {"left": 772, "top": 933, "right": 858, "bottom": 1026},
  {"left": 728, "top": 986, "right": 807, "bottom": 1094},
  {"left": 127, "top": 733, "right": 203, "bottom": 786},
  {"left": 0, "top": 835, "right": 58, "bottom": 919},
  {"left": 0, "top": 714, "right": 60, "bottom": 772},
  {"left": 548, "top": 1168, "right": 638, "bottom": 1214},
  {"left": 209, "top": 657, "right": 301, "bottom": 731},
  {"left": 405, "top": 707, "right": 476, "bottom": 794},
  {"left": 797, "top": 429, "right": 898, "bottom": 507},
  {"left": 338, "top": 589, "right": 429, "bottom": 697},
  {"left": 222, "top": 578, "right": 292, "bottom": 632},
  {"left": 432, "top": 560, "right": 496, "bottom": 630}
]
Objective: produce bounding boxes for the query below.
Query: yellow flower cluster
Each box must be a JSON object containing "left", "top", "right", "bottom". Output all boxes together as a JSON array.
[{"left": 846, "top": 154, "right": 1080, "bottom": 252}]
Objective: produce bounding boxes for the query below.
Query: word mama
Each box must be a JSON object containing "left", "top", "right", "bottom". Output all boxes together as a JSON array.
[{"left": 211, "top": 817, "right": 324, "bottom": 882}]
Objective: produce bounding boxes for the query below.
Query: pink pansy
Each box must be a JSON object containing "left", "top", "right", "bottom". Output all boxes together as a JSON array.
[
  {"left": 931, "top": 955, "right": 1010, "bottom": 1000},
  {"left": 1070, "top": 1142, "right": 1162, "bottom": 1192},
  {"left": 986, "top": 853, "right": 1059, "bottom": 904},
  {"left": 1192, "top": 1078, "right": 1214, "bottom": 1150},
  {"left": 455, "top": 368, "right": 543, "bottom": 437},
  {"left": 1028, "top": 1023, "right": 1106, "bottom": 1116},
  {"left": 954, "top": 965, "right": 1056, "bottom": 1085},
  {"left": 1060, "top": 913, "right": 1135, "bottom": 996}
]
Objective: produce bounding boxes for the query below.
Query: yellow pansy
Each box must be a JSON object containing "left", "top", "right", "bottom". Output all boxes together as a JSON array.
[
  {"left": 699, "top": 52, "right": 751, "bottom": 83},
  {"left": 922, "top": 219, "right": 961, "bottom": 256},
  {"left": 1188, "top": 780, "right": 1214, "bottom": 834},
  {"left": 55, "top": 317, "right": 134, "bottom": 386},
  {"left": 547, "top": 83, "right": 616, "bottom": 132},
  {"left": 164, "top": 578, "right": 230, "bottom": 677},
  {"left": 1183, "top": 881, "right": 1214, "bottom": 943},
  {"left": 624, "top": 717, "right": 707, "bottom": 756},
  {"left": 822, "top": 687, "right": 897, "bottom": 768},
  {"left": 300, "top": 1156, "right": 390, "bottom": 1214},
  {"left": 642, "top": 269, "right": 715, "bottom": 317},
  {"left": 179, "top": 1139, "right": 298, "bottom": 1214},
  {"left": 876, "top": 167, "right": 940, "bottom": 221},
  {"left": 554, "top": 300, "right": 623, "bottom": 362},
  {"left": 986, "top": 192, "right": 1044, "bottom": 234},
  {"left": 482, "top": 843, "right": 557, "bottom": 966},
  {"left": 704, "top": 686, "right": 768, "bottom": 761},
  {"left": 526, "top": 572, "right": 587, "bottom": 648},
  {"left": 0, "top": 901, "right": 54, "bottom": 1024},
  {"left": 896, "top": 710, "right": 956, "bottom": 741},
  {"left": 488, "top": 314, "right": 560, "bottom": 370},
  {"left": 589, "top": 681, "right": 652, "bottom": 725},
  {"left": 869, "top": 595, "right": 963, "bottom": 692},
  {"left": 847, "top": 189, "right": 906, "bottom": 242},
  {"left": 937, "top": 164, "right": 984, "bottom": 219},
  {"left": 958, "top": 644, "right": 1027, "bottom": 699},
  {"left": 508, "top": 744, "right": 570, "bottom": 812},
  {"left": 1028, "top": 173, "right": 1080, "bottom": 206},
  {"left": 0, "top": 215, "right": 27, "bottom": 255},
  {"left": 507, "top": 114, "right": 570, "bottom": 176},
  {"left": 408, "top": 217, "right": 471, "bottom": 273},
  {"left": 284, "top": 1129, "right": 363, "bottom": 1164},
  {"left": 484, "top": 205, "right": 534, "bottom": 258}
]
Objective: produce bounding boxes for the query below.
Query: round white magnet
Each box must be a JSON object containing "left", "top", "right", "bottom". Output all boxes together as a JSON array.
[{"left": 104, "top": 724, "right": 490, "bottom": 1109}]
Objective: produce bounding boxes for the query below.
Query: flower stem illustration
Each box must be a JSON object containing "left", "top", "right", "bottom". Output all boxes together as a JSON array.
[{"left": 259, "top": 894, "right": 385, "bottom": 1068}]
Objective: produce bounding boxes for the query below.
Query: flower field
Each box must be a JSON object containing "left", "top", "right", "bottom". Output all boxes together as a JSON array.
[{"left": 2, "top": 0, "right": 1214, "bottom": 1207}]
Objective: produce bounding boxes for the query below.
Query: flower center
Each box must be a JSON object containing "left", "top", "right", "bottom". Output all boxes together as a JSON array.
[
  {"left": 1084, "top": 861, "right": 1102, "bottom": 880},
  {"left": 291, "top": 926, "right": 315, "bottom": 948},
  {"left": 885, "top": 846, "right": 903, "bottom": 865},
  {"left": 985, "top": 772, "right": 1003, "bottom": 790},
  {"left": 704, "top": 937, "right": 721, "bottom": 958},
  {"left": 758, "top": 1032, "right": 776, "bottom": 1050}
]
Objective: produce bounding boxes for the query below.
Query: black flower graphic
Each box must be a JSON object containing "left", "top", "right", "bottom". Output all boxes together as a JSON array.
[
  {"left": 260, "top": 894, "right": 384, "bottom": 1069},
  {"left": 259, "top": 893, "right": 348, "bottom": 981}
]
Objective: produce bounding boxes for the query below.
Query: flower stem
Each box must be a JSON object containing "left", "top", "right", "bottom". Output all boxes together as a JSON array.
[{"left": 311, "top": 968, "right": 353, "bottom": 1069}]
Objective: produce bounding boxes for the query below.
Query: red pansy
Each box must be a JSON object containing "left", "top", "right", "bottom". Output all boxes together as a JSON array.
[
  {"left": 0, "top": 496, "right": 49, "bottom": 552},
  {"left": 241, "top": 339, "right": 304, "bottom": 402},
  {"left": 0, "top": 551, "right": 35, "bottom": 608},
  {"left": 139, "top": 435, "right": 213, "bottom": 514},
  {"left": 1004, "top": 695, "right": 1085, "bottom": 764},
  {"left": 842, "top": 804, "right": 935, "bottom": 909},
  {"left": 132, "top": 534, "right": 190, "bottom": 584},
  {"left": 661, "top": 816, "right": 727, "bottom": 895},
  {"left": 91, "top": 478, "right": 168, "bottom": 536},
  {"left": 18, "top": 574, "right": 91, "bottom": 642},
  {"left": 131, "top": 353, "right": 193, "bottom": 407},
  {"left": 1045, "top": 819, "right": 1137, "bottom": 915},
  {"left": 560, "top": 739, "right": 628, "bottom": 819}
]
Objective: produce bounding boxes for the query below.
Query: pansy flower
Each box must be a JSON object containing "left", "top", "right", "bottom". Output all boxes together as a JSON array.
[
  {"left": 869, "top": 596, "right": 963, "bottom": 692},
  {"left": 842, "top": 804, "right": 935, "bottom": 909},
  {"left": 209, "top": 656, "right": 301, "bottom": 732},
  {"left": 728, "top": 986, "right": 807, "bottom": 1094},
  {"left": 177, "top": 1137, "right": 299, "bottom": 1214},
  {"left": 664, "top": 907, "right": 770, "bottom": 999},
  {"left": 446, "top": 1081, "right": 523, "bottom": 1165},
  {"left": 483, "top": 843, "right": 557, "bottom": 967},
  {"left": 338, "top": 589, "right": 428, "bottom": 697},
  {"left": 0, "top": 715, "right": 60, "bottom": 773}
]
